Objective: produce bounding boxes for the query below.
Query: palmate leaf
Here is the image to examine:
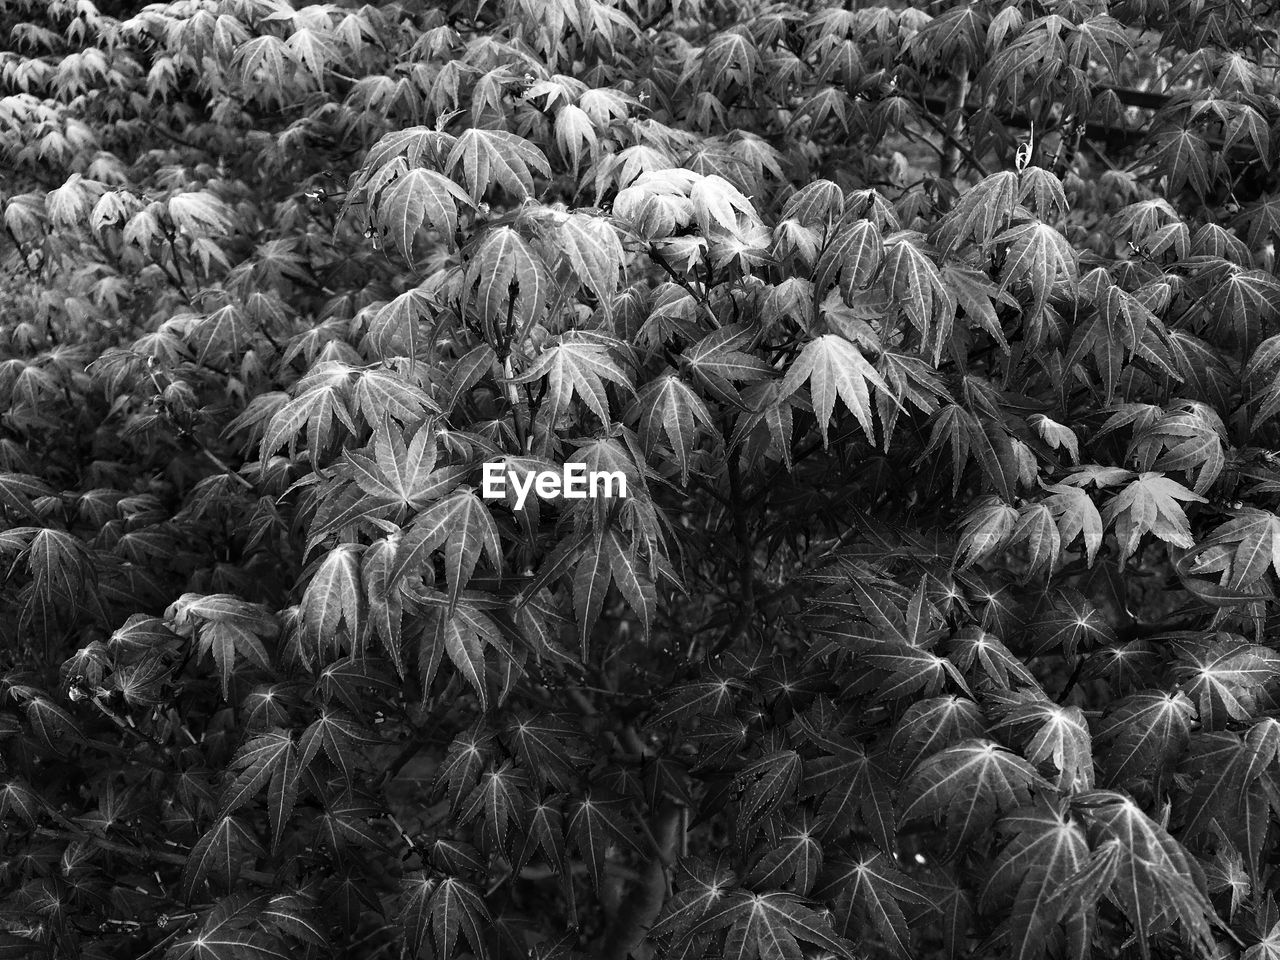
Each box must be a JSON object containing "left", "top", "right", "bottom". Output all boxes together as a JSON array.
[
  {"left": 1072, "top": 791, "right": 1220, "bottom": 958},
  {"left": 747, "top": 812, "right": 823, "bottom": 894},
  {"left": 298, "top": 709, "right": 380, "bottom": 783},
  {"left": 516, "top": 333, "right": 633, "bottom": 428},
  {"left": 812, "top": 218, "right": 883, "bottom": 300},
  {"left": 945, "top": 264, "right": 1015, "bottom": 349},
  {"left": 183, "top": 816, "right": 263, "bottom": 898},
  {"left": 465, "top": 225, "right": 548, "bottom": 342},
  {"left": 888, "top": 695, "right": 986, "bottom": 777},
  {"left": 299, "top": 544, "right": 363, "bottom": 665},
  {"left": 689, "top": 173, "right": 760, "bottom": 238},
  {"left": 1177, "top": 720, "right": 1280, "bottom": 872},
  {"left": 392, "top": 490, "right": 502, "bottom": 613},
  {"left": 166, "top": 897, "right": 288, "bottom": 960},
  {"left": 446, "top": 127, "right": 550, "bottom": 202},
  {"left": 417, "top": 601, "right": 510, "bottom": 709},
  {"left": 556, "top": 211, "right": 624, "bottom": 303},
  {"left": 821, "top": 846, "right": 930, "bottom": 959},
  {"left": 1101, "top": 472, "right": 1206, "bottom": 565},
  {"left": 994, "top": 220, "right": 1076, "bottom": 315},
  {"left": 376, "top": 167, "right": 475, "bottom": 260},
  {"left": 1171, "top": 635, "right": 1280, "bottom": 729},
  {"left": 341, "top": 418, "right": 448, "bottom": 509},
  {"left": 572, "top": 526, "right": 656, "bottom": 655},
  {"left": 899, "top": 740, "right": 1049, "bottom": 854},
  {"left": 219, "top": 729, "right": 300, "bottom": 853},
  {"left": 933, "top": 170, "right": 1018, "bottom": 254},
  {"left": 351, "top": 366, "right": 440, "bottom": 428},
  {"left": 1030, "top": 589, "right": 1115, "bottom": 656},
  {"left": 947, "top": 629, "right": 1037, "bottom": 690},
  {"left": 881, "top": 232, "right": 956, "bottom": 359},
  {"left": 219, "top": 729, "right": 293, "bottom": 816},
  {"left": 980, "top": 802, "right": 1100, "bottom": 960},
  {"left": 1190, "top": 508, "right": 1280, "bottom": 590},
  {"left": 781, "top": 178, "right": 844, "bottom": 228},
  {"left": 399, "top": 873, "right": 491, "bottom": 960},
  {"left": 1040, "top": 484, "right": 1103, "bottom": 567},
  {"left": 567, "top": 793, "right": 640, "bottom": 891},
  {"left": 1127, "top": 403, "right": 1226, "bottom": 496},
  {"left": 260, "top": 361, "right": 358, "bottom": 465},
  {"left": 686, "top": 889, "right": 858, "bottom": 960},
  {"left": 682, "top": 324, "right": 773, "bottom": 407},
  {"left": 801, "top": 736, "right": 896, "bottom": 848},
  {"left": 1144, "top": 129, "right": 1215, "bottom": 196},
  {"left": 734, "top": 747, "right": 802, "bottom": 836},
  {"left": 1095, "top": 691, "right": 1194, "bottom": 787},
  {"left": 992, "top": 700, "right": 1095, "bottom": 790},
  {"left": 628, "top": 373, "right": 715, "bottom": 483},
  {"left": 778, "top": 333, "right": 891, "bottom": 446}
]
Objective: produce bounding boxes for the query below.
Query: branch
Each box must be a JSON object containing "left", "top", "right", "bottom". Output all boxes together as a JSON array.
[
  {"left": 598, "top": 800, "right": 683, "bottom": 960},
  {"left": 34, "top": 825, "right": 279, "bottom": 886}
]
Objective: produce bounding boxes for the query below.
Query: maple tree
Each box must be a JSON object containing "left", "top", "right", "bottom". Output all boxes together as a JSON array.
[{"left": 4, "top": 0, "right": 1280, "bottom": 957}]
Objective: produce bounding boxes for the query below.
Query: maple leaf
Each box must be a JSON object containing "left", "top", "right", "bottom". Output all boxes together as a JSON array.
[
  {"left": 899, "top": 739, "right": 1049, "bottom": 854},
  {"left": 812, "top": 218, "right": 883, "bottom": 301},
  {"left": 686, "top": 889, "right": 857, "bottom": 960},
  {"left": 934, "top": 170, "right": 1018, "bottom": 253},
  {"left": 399, "top": 873, "right": 492, "bottom": 960},
  {"left": 260, "top": 361, "right": 358, "bottom": 466},
  {"left": 517, "top": 333, "right": 633, "bottom": 428},
  {"left": 994, "top": 220, "right": 1076, "bottom": 315},
  {"left": 376, "top": 166, "right": 475, "bottom": 259},
  {"left": 392, "top": 490, "right": 502, "bottom": 613},
  {"left": 351, "top": 366, "right": 439, "bottom": 428},
  {"left": 1072, "top": 791, "right": 1220, "bottom": 957},
  {"left": 992, "top": 701, "right": 1095, "bottom": 790},
  {"left": 167, "top": 896, "right": 287, "bottom": 960},
  {"left": 1171, "top": 635, "right": 1280, "bottom": 729},
  {"left": 220, "top": 729, "right": 301, "bottom": 852},
  {"left": 554, "top": 103, "right": 598, "bottom": 175},
  {"left": 1190, "top": 508, "right": 1280, "bottom": 590},
  {"left": 1126, "top": 403, "right": 1226, "bottom": 495},
  {"left": 980, "top": 802, "right": 1102, "bottom": 960},
  {"left": 888, "top": 695, "right": 986, "bottom": 776},
  {"left": 555, "top": 211, "right": 624, "bottom": 303},
  {"left": 1040, "top": 484, "right": 1103, "bottom": 567},
  {"left": 778, "top": 333, "right": 891, "bottom": 446},
  {"left": 781, "top": 178, "right": 844, "bottom": 228},
  {"left": 947, "top": 628, "right": 1037, "bottom": 689},
  {"left": 881, "top": 231, "right": 956, "bottom": 359},
  {"left": 1101, "top": 472, "right": 1207, "bottom": 565},
  {"left": 465, "top": 225, "right": 548, "bottom": 343},
  {"left": 567, "top": 793, "right": 640, "bottom": 890},
  {"left": 1144, "top": 129, "right": 1216, "bottom": 196},
  {"left": 801, "top": 736, "right": 896, "bottom": 848},
  {"left": 820, "top": 846, "right": 930, "bottom": 958},
  {"left": 682, "top": 323, "right": 772, "bottom": 408},
  {"left": 628, "top": 373, "right": 715, "bottom": 483},
  {"left": 955, "top": 496, "right": 1020, "bottom": 567},
  {"left": 733, "top": 747, "right": 802, "bottom": 838},
  {"left": 570, "top": 525, "right": 656, "bottom": 654},
  {"left": 416, "top": 600, "right": 511, "bottom": 709},
  {"left": 746, "top": 812, "right": 823, "bottom": 894},
  {"left": 1095, "top": 691, "right": 1194, "bottom": 788},
  {"left": 167, "top": 191, "right": 232, "bottom": 238},
  {"left": 446, "top": 127, "right": 551, "bottom": 202},
  {"left": 689, "top": 173, "right": 759, "bottom": 238},
  {"left": 182, "top": 816, "right": 263, "bottom": 898}
]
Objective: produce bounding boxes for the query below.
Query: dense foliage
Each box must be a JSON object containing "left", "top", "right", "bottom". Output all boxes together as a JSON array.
[{"left": 4, "top": 0, "right": 1280, "bottom": 957}]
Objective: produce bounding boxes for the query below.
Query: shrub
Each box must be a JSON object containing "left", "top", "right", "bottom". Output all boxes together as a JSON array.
[{"left": 2, "top": 0, "right": 1279, "bottom": 958}]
